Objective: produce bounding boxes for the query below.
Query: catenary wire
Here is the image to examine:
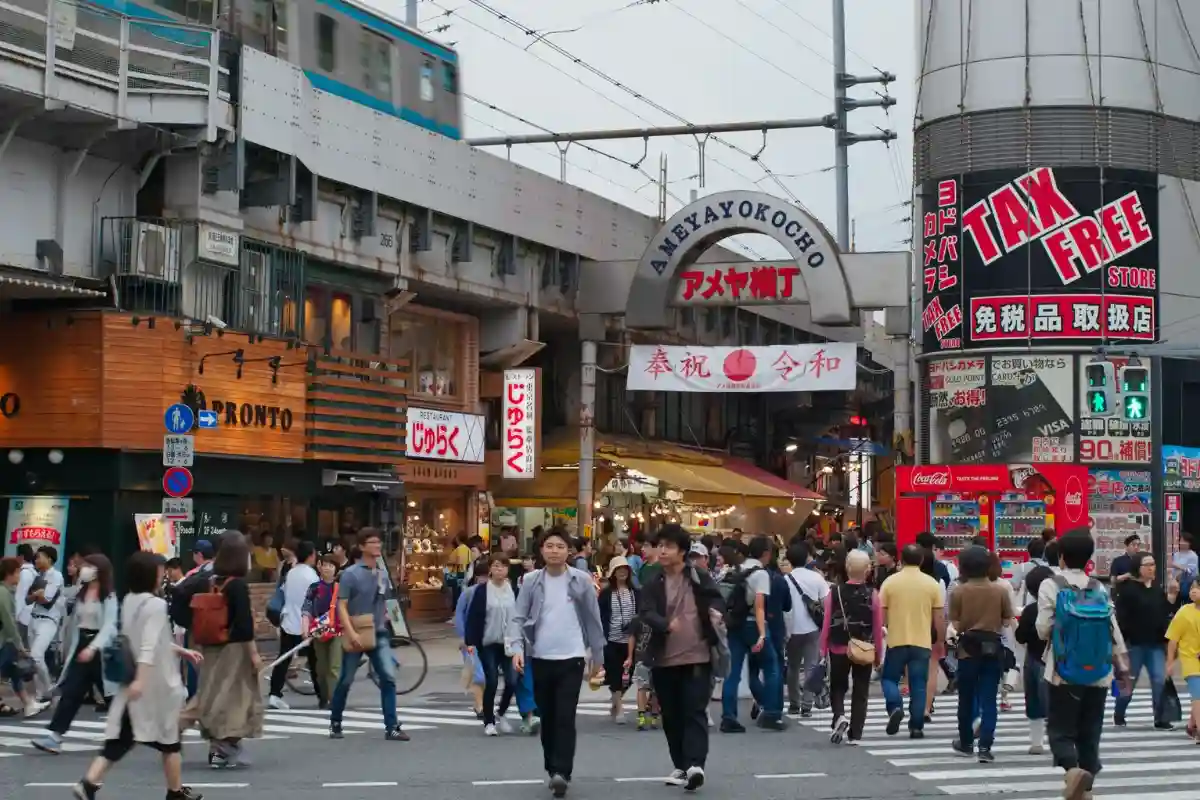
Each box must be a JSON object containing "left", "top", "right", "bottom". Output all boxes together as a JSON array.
[{"left": 758, "top": 0, "right": 882, "bottom": 72}]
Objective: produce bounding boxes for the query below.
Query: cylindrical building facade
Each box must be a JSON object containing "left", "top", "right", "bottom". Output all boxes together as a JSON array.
[{"left": 905, "top": 0, "right": 1200, "bottom": 575}]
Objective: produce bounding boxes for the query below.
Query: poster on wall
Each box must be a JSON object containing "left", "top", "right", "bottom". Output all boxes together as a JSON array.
[
  {"left": 1087, "top": 469, "right": 1151, "bottom": 577},
  {"left": 4, "top": 497, "right": 69, "bottom": 569},
  {"left": 927, "top": 357, "right": 986, "bottom": 463},
  {"left": 1162, "top": 445, "right": 1200, "bottom": 492},
  {"left": 988, "top": 355, "right": 1074, "bottom": 463},
  {"left": 1077, "top": 355, "right": 1152, "bottom": 464},
  {"left": 134, "top": 514, "right": 176, "bottom": 558},
  {"left": 921, "top": 167, "right": 1159, "bottom": 351}
]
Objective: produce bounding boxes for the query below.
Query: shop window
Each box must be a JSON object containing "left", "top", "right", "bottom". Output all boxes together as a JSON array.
[
  {"left": 316, "top": 13, "right": 336, "bottom": 72},
  {"left": 330, "top": 293, "right": 353, "bottom": 351},
  {"left": 304, "top": 287, "right": 328, "bottom": 345},
  {"left": 391, "top": 310, "right": 460, "bottom": 398}
]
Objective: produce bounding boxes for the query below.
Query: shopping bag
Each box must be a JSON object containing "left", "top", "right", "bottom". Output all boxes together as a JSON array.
[
  {"left": 803, "top": 659, "right": 827, "bottom": 695},
  {"left": 1158, "top": 678, "right": 1183, "bottom": 724},
  {"left": 460, "top": 650, "right": 486, "bottom": 689}
]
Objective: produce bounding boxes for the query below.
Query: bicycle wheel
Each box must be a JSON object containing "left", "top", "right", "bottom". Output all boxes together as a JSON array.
[
  {"left": 368, "top": 637, "right": 428, "bottom": 695},
  {"left": 286, "top": 665, "right": 318, "bottom": 696}
]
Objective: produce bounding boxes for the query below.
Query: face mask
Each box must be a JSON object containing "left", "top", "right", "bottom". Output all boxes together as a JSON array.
[{"left": 78, "top": 565, "right": 97, "bottom": 583}]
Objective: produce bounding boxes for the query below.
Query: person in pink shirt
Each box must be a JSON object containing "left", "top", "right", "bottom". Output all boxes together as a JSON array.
[{"left": 819, "top": 549, "right": 884, "bottom": 745}]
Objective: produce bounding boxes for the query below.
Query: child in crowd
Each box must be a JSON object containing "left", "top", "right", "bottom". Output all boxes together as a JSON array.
[
  {"left": 1166, "top": 578, "right": 1200, "bottom": 742},
  {"left": 1015, "top": 564, "right": 1054, "bottom": 753},
  {"left": 629, "top": 616, "right": 660, "bottom": 730},
  {"left": 456, "top": 562, "right": 490, "bottom": 718}
]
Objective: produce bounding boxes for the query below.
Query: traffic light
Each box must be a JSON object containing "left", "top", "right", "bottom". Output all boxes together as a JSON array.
[
  {"left": 1119, "top": 365, "right": 1150, "bottom": 422},
  {"left": 1085, "top": 362, "right": 1116, "bottom": 417}
]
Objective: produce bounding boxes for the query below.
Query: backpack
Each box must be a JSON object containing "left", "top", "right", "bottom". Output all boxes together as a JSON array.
[
  {"left": 190, "top": 577, "right": 231, "bottom": 646},
  {"left": 1050, "top": 574, "right": 1113, "bottom": 685},
  {"left": 719, "top": 566, "right": 762, "bottom": 629},
  {"left": 168, "top": 565, "right": 212, "bottom": 630}
]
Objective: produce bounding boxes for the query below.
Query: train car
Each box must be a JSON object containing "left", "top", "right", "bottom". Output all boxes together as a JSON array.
[{"left": 4, "top": 0, "right": 462, "bottom": 139}]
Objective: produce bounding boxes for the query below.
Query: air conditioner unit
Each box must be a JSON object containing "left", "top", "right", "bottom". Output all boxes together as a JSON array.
[{"left": 122, "top": 222, "right": 180, "bottom": 281}]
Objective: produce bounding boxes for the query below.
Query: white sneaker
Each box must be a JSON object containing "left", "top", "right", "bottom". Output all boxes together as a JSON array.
[
  {"left": 23, "top": 700, "right": 49, "bottom": 718},
  {"left": 268, "top": 695, "right": 290, "bottom": 711},
  {"left": 483, "top": 723, "right": 498, "bottom": 736},
  {"left": 665, "top": 769, "right": 686, "bottom": 786},
  {"left": 705, "top": 710, "right": 713, "bottom": 728},
  {"left": 830, "top": 715, "right": 850, "bottom": 745},
  {"left": 496, "top": 716, "right": 514, "bottom": 734},
  {"left": 685, "top": 766, "right": 705, "bottom": 791}
]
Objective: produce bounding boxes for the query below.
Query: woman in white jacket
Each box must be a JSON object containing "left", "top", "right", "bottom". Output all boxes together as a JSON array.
[{"left": 71, "top": 552, "right": 204, "bottom": 800}]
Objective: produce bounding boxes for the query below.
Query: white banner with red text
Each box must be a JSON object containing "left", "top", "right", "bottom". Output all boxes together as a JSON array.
[
  {"left": 405, "top": 407, "right": 485, "bottom": 463},
  {"left": 627, "top": 343, "right": 857, "bottom": 393},
  {"left": 502, "top": 369, "right": 538, "bottom": 479}
]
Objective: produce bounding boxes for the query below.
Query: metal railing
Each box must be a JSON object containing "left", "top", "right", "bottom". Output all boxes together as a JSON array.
[
  {"left": 100, "top": 217, "right": 306, "bottom": 339},
  {"left": 0, "top": 0, "right": 226, "bottom": 137}
]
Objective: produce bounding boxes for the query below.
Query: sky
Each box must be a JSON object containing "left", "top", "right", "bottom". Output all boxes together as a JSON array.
[{"left": 389, "top": 0, "right": 916, "bottom": 261}]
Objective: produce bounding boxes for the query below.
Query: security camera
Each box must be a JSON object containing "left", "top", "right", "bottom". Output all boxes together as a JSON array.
[{"left": 206, "top": 315, "right": 228, "bottom": 330}]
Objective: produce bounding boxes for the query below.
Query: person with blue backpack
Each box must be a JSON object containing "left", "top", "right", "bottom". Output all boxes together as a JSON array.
[{"left": 1035, "top": 528, "right": 1132, "bottom": 800}]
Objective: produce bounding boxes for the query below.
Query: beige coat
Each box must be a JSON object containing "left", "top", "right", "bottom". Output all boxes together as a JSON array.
[{"left": 104, "top": 594, "right": 185, "bottom": 745}]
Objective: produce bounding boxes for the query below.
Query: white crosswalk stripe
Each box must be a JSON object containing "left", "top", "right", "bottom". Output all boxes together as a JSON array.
[{"left": 795, "top": 694, "right": 1197, "bottom": 797}]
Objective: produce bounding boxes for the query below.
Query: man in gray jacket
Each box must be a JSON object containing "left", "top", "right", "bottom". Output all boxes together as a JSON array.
[{"left": 506, "top": 527, "right": 605, "bottom": 799}]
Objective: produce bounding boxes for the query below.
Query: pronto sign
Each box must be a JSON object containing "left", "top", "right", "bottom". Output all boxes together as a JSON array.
[{"left": 625, "top": 190, "right": 853, "bottom": 328}]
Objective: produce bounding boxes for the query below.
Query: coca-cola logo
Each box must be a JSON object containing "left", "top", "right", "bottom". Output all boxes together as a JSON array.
[
  {"left": 910, "top": 467, "right": 952, "bottom": 489},
  {"left": 1063, "top": 475, "right": 1085, "bottom": 523}
]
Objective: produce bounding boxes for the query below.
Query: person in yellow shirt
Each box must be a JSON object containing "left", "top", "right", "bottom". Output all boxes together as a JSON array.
[
  {"left": 1166, "top": 579, "right": 1200, "bottom": 741},
  {"left": 253, "top": 532, "right": 281, "bottom": 581},
  {"left": 879, "top": 544, "right": 946, "bottom": 738}
]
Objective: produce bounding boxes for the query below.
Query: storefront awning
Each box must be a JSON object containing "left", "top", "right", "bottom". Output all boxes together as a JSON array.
[
  {"left": 605, "top": 456, "right": 792, "bottom": 508},
  {"left": 720, "top": 457, "right": 824, "bottom": 502},
  {"left": 0, "top": 273, "right": 106, "bottom": 300},
  {"left": 489, "top": 465, "right": 615, "bottom": 508}
]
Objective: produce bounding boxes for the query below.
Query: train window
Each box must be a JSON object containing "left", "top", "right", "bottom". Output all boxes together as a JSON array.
[
  {"left": 316, "top": 13, "right": 336, "bottom": 72},
  {"left": 273, "top": 0, "right": 289, "bottom": 60},
  {"left": 419, "top": 58, "right": 434, "bottom": 102},
  {"left": 360, "top": 29, "right": 392, "bottom": 98},
  {"left": 442, "top": 61, "right": 458, "bottom": 94}
]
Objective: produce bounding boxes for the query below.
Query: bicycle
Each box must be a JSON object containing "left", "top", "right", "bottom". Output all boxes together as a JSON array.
[{"left": 285, "top": 628, "right": 428, "bottom": 696}]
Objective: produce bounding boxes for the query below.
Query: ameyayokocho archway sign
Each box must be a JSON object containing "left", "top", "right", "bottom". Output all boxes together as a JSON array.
[{"left": 624, "top": 190, "right": 855, "bottom": 329}]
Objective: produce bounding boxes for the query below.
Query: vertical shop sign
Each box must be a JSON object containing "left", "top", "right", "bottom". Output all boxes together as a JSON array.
[
  {"left": 926, "top": 357, "right": 986, "bottom": 463},
  {"left": 1077, "top": 355, "right": 1152, "bottom": 464},
  {"left": 1166, "top": 493, "right": 1182, "bottom": 566},
  {"left": 920, "top": 178, "right": 963, "bottom": 351},
  {"left": 4, "top": 497, "right": 69, "bottom": 570},
  {"left": 988, "top": 356, "right": 1075, "bottom": 463},
  {"left": 502, "top": 369, "right": 537, "bottom": 480},
  {"left": 1087, "top": 468, "right": 1151, "bottom": 576}
]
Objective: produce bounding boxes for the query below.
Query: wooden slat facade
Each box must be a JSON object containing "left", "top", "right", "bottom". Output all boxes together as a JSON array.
[{"left": 305, "top": 349, "right": 408, "bottom": 465}]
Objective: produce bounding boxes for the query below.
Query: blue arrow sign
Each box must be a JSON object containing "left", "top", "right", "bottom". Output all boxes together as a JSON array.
[
  {"left": 163, "top": 466, "right": 194, "bottom": 498},
  {"left": 164, "top": 404, "right": 195, "bottom": 434},
  {"left": 197, "top": 410, "right": 219, "bottom": 429}
]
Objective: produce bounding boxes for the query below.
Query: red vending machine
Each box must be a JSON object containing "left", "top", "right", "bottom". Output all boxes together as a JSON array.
[{"left": 895, "top": 464, "right": 1090, "bottom": 576}]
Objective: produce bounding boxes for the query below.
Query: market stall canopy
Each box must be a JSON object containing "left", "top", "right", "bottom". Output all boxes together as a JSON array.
[
  {"left": 0, "top": 271, "right": 106, "bottom": 300},
  {"left": 604, "top": 456, "right": 793, "bottom": 509},
  {"left": 720, "top": 457, "right": 824, "bottom": 502},
  {"left": 540, "top": 429, "right": 728, "bottom": 469},
  {"left": 489, "top": 464, "right": 615, "bottom": 508}
]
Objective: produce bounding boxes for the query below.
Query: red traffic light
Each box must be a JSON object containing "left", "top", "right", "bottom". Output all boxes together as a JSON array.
[{"left": 849, "top": 415, "right": 867, "bottom": 426}]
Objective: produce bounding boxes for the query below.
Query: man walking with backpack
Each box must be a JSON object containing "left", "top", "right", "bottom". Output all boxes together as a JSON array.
[
  {"left": 719, "top": 536, "right": 785, "bottom": 732},
  {"left": 1036, "top": 528, "right": 1131, "bottom": 800}
]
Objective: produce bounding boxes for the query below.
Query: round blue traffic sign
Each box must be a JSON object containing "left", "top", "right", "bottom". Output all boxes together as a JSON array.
[
  {"left": 163, "top": 467, "right": 194, "bottom": 498},
  {"left": 164, "top": 403, "right": 195, "bottom": 434}
]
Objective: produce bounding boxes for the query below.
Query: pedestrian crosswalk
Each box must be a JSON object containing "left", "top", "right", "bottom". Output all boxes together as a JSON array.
[
  {"left": 0, "top": 699, "right": 630, "bottom": 755},
  {"left": 796, "top": 693, "right": 1198, "bottom": 798}
]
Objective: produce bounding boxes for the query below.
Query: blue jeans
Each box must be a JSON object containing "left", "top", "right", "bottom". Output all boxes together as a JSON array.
[
  {"left": 881, "top": 645, "right": 931, "bottom": 731},
  {"left": 515, "top": 659, "right": 536, "bottom": 715},
  {"left": 1114, "top": 643, "right": 1166, "bottom": 718},
  {"left": 722, "top": 623, "right": 782, "bottom": 721},
  {"left": 329, "top": 632, "right": 397, "bottom": 729},
  {"left": 957, "top": 656, "right": 1002, "bottom": 749}
]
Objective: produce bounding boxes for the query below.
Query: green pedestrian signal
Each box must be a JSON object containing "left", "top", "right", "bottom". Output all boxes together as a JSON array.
[
  {"left": 1088, "top": 390, "right": 1108, "bottom": 414},
  {"left": 1123, "top": 394, "right": 1146, "bottom": 420}
]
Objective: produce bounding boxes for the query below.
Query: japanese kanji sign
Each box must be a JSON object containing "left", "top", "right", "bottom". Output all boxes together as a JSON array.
[
  {"left": 921, "top": 167, "right": 1159, "bottom": 351},
  {"left": 672, "top": 263, "right": 805, "bottom": 305},
  {"left": 626, "top": 343, "right": 856, "bottom": 393},
  {"left": 502, "top": 369, "right": 538, "bottom": 479},
  {"left": 406, "top": 407, "right": 485, "bottom": 463}
]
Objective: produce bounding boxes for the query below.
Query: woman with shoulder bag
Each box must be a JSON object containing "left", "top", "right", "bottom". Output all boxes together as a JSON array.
[
  {"left": 31, "top": 555, "right": 118, "bottom": 754},
  {"left": 949, "top": 545, "right": 1014, "bottom": 763},
  {"left": 818, "top": 550, "right": 882, "bottom": 745}
]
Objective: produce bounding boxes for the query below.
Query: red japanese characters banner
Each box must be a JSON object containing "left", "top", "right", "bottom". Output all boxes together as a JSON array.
[
  {"left": 626, "top": 343, "right": 856, "bottom": 393},
  {"left": 672, "top": 263, "right": 805, "bottom": 305}
]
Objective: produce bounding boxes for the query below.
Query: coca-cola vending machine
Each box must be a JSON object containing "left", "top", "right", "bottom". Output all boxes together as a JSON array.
[{"left": 896, "top": 464, "right": 1089, "bottom": 576}]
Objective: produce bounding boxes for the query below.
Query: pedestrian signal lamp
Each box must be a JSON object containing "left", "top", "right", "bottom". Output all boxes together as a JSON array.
[
  {"left": 1119, "top": 366, "right": 1150, "bottom": 422},
  {"left": 1085, "top": 362, "right": 1116, "bottom": 417}
]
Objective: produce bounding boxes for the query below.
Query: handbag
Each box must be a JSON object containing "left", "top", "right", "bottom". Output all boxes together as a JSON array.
[
  {"left": 837, "top": 585, "right": 876, "bottom": 666},
  {"left": 1158, "top": 677, "right": 1183, "bottom": 724},
  {"left": 344, "top": 614, "right": 377, "bottom": 652},
  {"left": 103, "top": 598, "right": 143, "bottom": 687},
  {"left": 787, "top": 573, "right": 825, "bottom": 627}
]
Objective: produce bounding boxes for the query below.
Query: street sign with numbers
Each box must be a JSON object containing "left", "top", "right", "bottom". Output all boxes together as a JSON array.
[
  {"left": 162, "top": 435, "right": 195, "bottom": 467},
  {"left": 162, "top": 497, "right": 193, "bottom": 522}
]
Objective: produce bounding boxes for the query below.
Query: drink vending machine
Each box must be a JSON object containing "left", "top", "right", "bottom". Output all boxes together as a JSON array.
[{"left": 895, "top": 464, "right": 1090, "bottom": 576}]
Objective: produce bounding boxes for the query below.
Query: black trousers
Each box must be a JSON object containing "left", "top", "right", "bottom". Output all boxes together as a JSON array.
[
  {"left": 101, "top": 711, "right": 181, "bottom": 762},
  {"left": 531, "top": 657, "right": 585, "bottom": 779},
  {"left": 49, "top": 630, "right": 107, "bottom": 736},
  {"left": 269, "top": 630, "right": 323, "bottom": 704},
  {"left": 1047, "top": 683, "right": 1107, "bottom": 775},
  {"left": 652, "top": 662, "right": 712, "bottom": 771},
  {"left": 829, "top": 652, "right": 872, "bottom": 740}
]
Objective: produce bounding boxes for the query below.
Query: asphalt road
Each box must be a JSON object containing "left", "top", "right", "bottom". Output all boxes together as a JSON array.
[{"left": 3, "top": 671, "right": 1193, "bottom": 800}]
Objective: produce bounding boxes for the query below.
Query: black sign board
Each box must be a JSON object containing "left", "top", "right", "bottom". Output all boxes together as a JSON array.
[{"left": 920, "top": 167, "right": 1159, "bottom": 352}]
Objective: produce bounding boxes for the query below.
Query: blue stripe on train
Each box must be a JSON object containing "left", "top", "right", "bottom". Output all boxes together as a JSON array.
[{"left": 303, "top": 70, "right": 460, "bottom": 140}]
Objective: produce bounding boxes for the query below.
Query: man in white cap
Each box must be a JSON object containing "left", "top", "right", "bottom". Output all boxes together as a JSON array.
[{"left": 688, "top": 542, "right": 710, "bottom": 571}]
